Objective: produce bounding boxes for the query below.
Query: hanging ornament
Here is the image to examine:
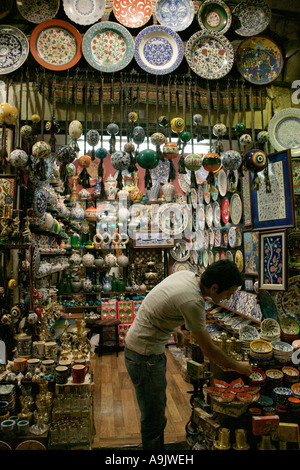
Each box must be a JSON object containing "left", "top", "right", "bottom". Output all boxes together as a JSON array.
[
  {"left": 163, "top": 141, "right": 178, "bottom": 182},
  {"left": 170, "top": 117, "right": 185, "bottom": 134},
  {"left": 137, "top": 149, "right": 159, "bottom": 190},
  {"left": 56, "top": 145, "right": 76, "bottom": 194},
  {"left": 202, "top": 153, "right": 222, "bottom": 190},
  {"left": 111, "top": 150, "right": 131, "bottom": 189},
  {"left": 31, "top": 141, "right": 51, "bottom": 180},
  {"left": 124, "top": 142, "right": 137, "bottom": 173},
  {"left": 20, "top": 124, "right": 33, "bottom": 142},
  {"left": 86, "top": 129, "right": 100, "bottom": 161},
  {"left": 107, "top": 122, "right": 119, "bottom": 154},
  {"left": 95, "top": 146, "right": 108, "bottom": 198},
  {"left": 212, "top": 122, "right": 227, "bottom": 153},
  {"left": 257, "top": 130, "right": 271, "bottom": 192},
  {"left": 221, "top": 150, "right": 242, "bottom": 192},
  {"left": 178, "top": 130, "right": 191, "bottom": 175},
  {"left": 193, "top": 114, "right": 204, "bottom": 142},
  {"left": 69, "top": 120, "right": 82, "bottom": 153},
  {"left": 151, "top": 132, "right": 166, "bottom": 160},
  {"left": 0, "top": 103, "right": 18, "bottom": 125},
  {"left": 78, "top": 154, "right": 92, "bottom": 188},
  {"left": 240, "top": 134, "right": 252, "bottom": 147},
  {"left": 132, "top": 126, "right": 145, "bottom": 158},
  {"left": 184, "top": 153, "right": 203, "bottom": 189},
  {"left": 158, "top": 115, "right": 169, "bottom": 128},
  {"left": 128, "top": 111, "right": 138, "bottom": 140},
  {"left": 8, "top": 149, "right": 28, "bottom": 168},
  {"left": 245, "top": 149, "right": 267, "bottom": 191}
]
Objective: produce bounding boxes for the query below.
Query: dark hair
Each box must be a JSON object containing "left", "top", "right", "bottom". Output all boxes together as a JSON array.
[{"left": 201, "top": 260, "right": 244, "bottom": 293}]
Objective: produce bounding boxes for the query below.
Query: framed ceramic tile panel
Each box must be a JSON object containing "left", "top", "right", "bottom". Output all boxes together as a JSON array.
[
  {"left": 251, "top": 149, "right": 295, "bottom": 230},
  {"left": 243, "top": 231, "right": 259, "bottom": 276},
  {"left": 0, "top": 174, "right": 17, "bottom": 211},
  {"left": 259, "top": 230, "right": 287, "bottom": 291},
  {"left": 241, "top": 171, "right": 252, "bottom": 227}
]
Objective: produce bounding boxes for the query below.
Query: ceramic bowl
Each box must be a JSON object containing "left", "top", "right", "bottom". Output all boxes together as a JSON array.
[
  {"left": 250, "top": 339, "right": 273, "bottom": 354},
  {"left": 280, "top": 317, "right": 300, "bottom": 336},
  {"left": 206, "top": 387, "right": 222, "bottom": 397},
  {"left": 213, "top": 379, "right": 228, "bottom": 389},
  {"left": 219, "top": 391, "right": 236, "bottom": 403},
  {"left": 282, "top": 366, "right": 300, "bottom": 380},
  {"left": 236, "top": 392, "right": 253, "bottom": 403},
  {"left": 291, "top": 383, "right": 300, "bottom": 396},
  {"left": 248, "top": 367, "right": 266, "bottom": 384}
]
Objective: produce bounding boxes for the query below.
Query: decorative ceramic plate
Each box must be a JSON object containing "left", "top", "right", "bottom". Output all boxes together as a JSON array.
[
  {"left": 0, "top": 0, "right": 13, "bottom": 20},
  {"left": 170, "top": 239, "right": 190, "bottom": 261},
  {"left": 83, "top": 21, "right": 134, "bottom": 72},
  {"left": 134, "top": 25, "right": 184, "bottom": 75},
  {"left": 30, "top": 20, "right": 82, "bottom": 70},
  {"left": 205, "top": 203, "right": 213, "bottom": 228},
  {"left": 0, "top": 441, "right": 12, "bottom": 450},
  {"left": 236, "top": 36, "right": 283, "bottom": 85},
  {"left": 15, "top": 440, "right": 46, "bottom": 450},
  {"left": 197, "top": 205, "right": 205, "bottom": 230},
  {"left": 158, "top": 203, "right": 189, "bottom": 236},
  {"left": 214, "top": 227, "right": 221, "bottom": 247},
  {"left": 172, "top": 260, "right": 194, "bottom": 273},
  {"left": 113, "top": 0, "right": 152, "bottom": 28},
  {"left": 29, "top": 157, "right": 53, "bottom": 185},
  {"left": 221, "top": 197, "right": 230, "bottom": 224},
  {"left": 233, "top": 0, "right": 271, "bottom": 37},
  {"left": 214, "top": 252, "right": 220, "bottom": 262},
  {"left": 235, "top": 249, "right": 244, "bottom": 272},
  {"left": 0, "top": 25, "right": 29, "bottom": 74},
  {"left": 209, "top": 228, "right": 214, "bottom": 249},
  {"left": 151, "top": 159, "right": 170, "bottom": 183},
  {"left": 155, "top": 0, "right": 194, "bottom": 32},
  {"left": 17, "top": 0, "right": 60, "bottom": 23},
  {"left": 195, "top": 230, "right": 204, "bottom": 250},
  {"left": 221, "top": 228, "right": 228, "bottom": 247},
  {"left": 197, "top": 185, "right": 204, "bottom": 204},
  {"left": 217, "top": 168, "right": 227, "bottom": 196},
  {"left": 268, "top": 108, "right": 300, "bottom": 157},
  {"left": 177, "top": 173, "right": 190, "bottom": 193},
  {"left": 230, "top": 193, "right": 242, "bottom": 225},
  {"left": 203, "top": 249, "right": 209, "bottom": 267},
  {"left": 228, "top": 226, "right": 236, "bottom": 247},
  {"left": 63, "top": 0, "right": 105, "bottom": 25},
  {"left": 220, "top": 250, "right": 226, "bottom": 260},
  {"left": 208, "top": 250, "right": 214, "bottom": 265},
  {"left": 197, "top": 0, "right": 232, "bottom": 34},
  {"left": 236, "top": 228, "right": 242, "bottom": 246},
  {"left": 32, "top": 188, "right": 47, "bottom": 217},
  {"left": 190, "top": 188, "right": 197, "bottom": 209},
  {"left": 204, "top": 230, "right": 210, "bottom": 250},
  {"left": 213, "top": 201, "right": 220, "bottom": 226},
  {"left": 210, "top": 179, "right": 219, "bottom": 201},
  {"left": 226, "top": 250, "right": 234, "bottom": 262},
  {"left": 203, "top": 182, "right": 211, "bottom": 204},
  {"left": 276, "top": 275, "right": 300, "bottom": 323},
  {"left": 185, "top": 30, "right": 234, "bottom": 79}
]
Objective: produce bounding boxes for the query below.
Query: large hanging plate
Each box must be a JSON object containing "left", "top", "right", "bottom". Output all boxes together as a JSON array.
[
  {"left": 155, "top": 0, "right": 194, "bottom": 32},
  {"left": 30, "top": 20, "right": 82, "bottom": 70},
  {"left": 113, "top": 0, "right": 153, "bottom": 28},
  {"left": 236, "top": 36, "right": 283, "bottom": 85},
  {"left": 134, "top": 25, "right": 184, "bottom": 75},
  {"left": 63, "top": 0, "right": 105, "bottom": 25},
  {"left": 268, "top": 108, "right": 300, "bottom": 157},
  {"left": 185, "top": 30, "right": 234, "bottom": 79},
  {"left": 0, "top": 25, "right": 29, "bottom": 74},
  {"left": 233, "top": 0, "right": 271, "bottom": 37},
  {"left": 197, "top": 0, "right": 232, "bottom": 34},
  {"left": 16, "top": 0, "right": 60, "bottom": 23},
  {"left": 230, "top": 193, "right": 242, "bottom": 225},
  {"left": 82, "top": 21, "right": 134, "bottom": 72}
]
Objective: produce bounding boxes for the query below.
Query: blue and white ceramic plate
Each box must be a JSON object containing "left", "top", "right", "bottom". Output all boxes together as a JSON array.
[
  {"left": 197, "top": 0, "right": 232, "bottom": 34},
  {"left": 0, "top": 25, "right": 29, "bottom": 74},
  {"left": 185, "top": 30, "right": 234, "bottom": 79},
  {"left": 32, "top": 188, "right": 47, "bottom": 217},
  {"left": 155, "top": 0, "right": 194, "bottom": 32},
  {"left": 82, "top": 21, "right": 134, "bottom": 72},
  {"left": 268, "top": 108, "right": 300, "bottom": 157},
  {"left": 233, "top": 0, "right": 271, "bottom": 37},
  {"left": 17, "top": 0, "right": 60, "bottom": 23},
  {"left": 134, "top": 25, "right": 184, "bottom": 75},
  {"left": 29, "top": 157, "right": 54, "bottom": 186},
  {"left": 63, "top": 0, "right": 105, "bottom": 25}
]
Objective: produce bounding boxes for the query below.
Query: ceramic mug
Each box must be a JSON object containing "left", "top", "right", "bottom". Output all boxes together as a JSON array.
[
  {"left": 32, "top": 340, "right": 45, "bottom": 359},
  {"left": 17, "top": 419, "right": 29, "bottom": 436},
  {"left": 58, "top": 359, "right": 71, "bottom": 375},
  {"left": 45, "top": 341, "right": 57, "bottom": 359},
  {"left": 73, "top": 359, "right": 87, "bottom": 366},
  {"left": 27, "top": 358, "right": 40, "bottom": 375},
  {"left": 72, "top": 364, "right": 89, "bottom": 384},
  {"left": 13, "top": 357, "right": 27, "bottom": 373},
  {"left": 54, "top": 366, "right": 69, "bottom": 384},
  {"left": 41, "top": 359, "right": 55, "bottom": 375}
]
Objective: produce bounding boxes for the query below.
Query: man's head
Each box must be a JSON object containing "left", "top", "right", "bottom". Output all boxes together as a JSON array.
[{"left": 200, "top": 260, "right": 244, "bottom": 303}]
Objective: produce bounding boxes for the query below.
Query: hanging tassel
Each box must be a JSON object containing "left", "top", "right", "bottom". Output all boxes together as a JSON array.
[
  {"left": 178, "top": 154, "right": 186, "bottom": 174},
  {"left": 49, "top": 134, "right": 56, "bottom": 153},
  {"left": 128, "top": 152, "right": 138, "bottom": 173},
  {"left": 110, "top": 135, "right": 116, "bottom": 154},
  {"left": 190, "top": 170, "right": 197, "bottom": 189},
  {"left": 116, "top": 170, "right": 123, "bottom": 190},
  {"left": 36, "top": 160, "right": 46, "bottom": 180},
  {"left": 144, "top": 169, "right": 152, "bottom": 190},
  {"left": 195, "top": 123, "right": 204, "bottom": 142},
  {"left": 228, "top": 170, "right": 237, "bottom": 192},
  {"left": 168, "top": 160, "right": 176, "bottom": 182},
  {"left": 97, "top": 158, "right": 106, "bottom": 197},
  {"left": 78, "top": 168, "right": 90, "bottom": 188},
  {"left": 156, "top": 145, "right": 164, "bottom": 161},
  {"left": 252, "top": 172, "right": 260, "bottom": 191}
]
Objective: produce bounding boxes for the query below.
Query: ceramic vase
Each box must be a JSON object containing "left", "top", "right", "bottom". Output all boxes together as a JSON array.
[
  {"left": 82, "top": 278, "right": 93, "bottom": 292},
  {"left": 162, "top": 182, "right": 175, "bottom": 202},
  {"left": 104, "top": 175, "right": 118, "bottom": 200}
]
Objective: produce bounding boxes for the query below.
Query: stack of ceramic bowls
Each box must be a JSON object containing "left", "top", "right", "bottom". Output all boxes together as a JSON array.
[
  {"left": 0, "top": 385, "right": 15, "bottom": 418},
  {"left": 248, "top": 367, "right": 266, "bottom": 387},
  {"left": 265, "top": 369, "right": 284, "bottom": 394},
  {"left": 291, "top": 383, "right": 300, "bottom": 398},
  {"left": 260, "top": 318, "right": 281, "bottom": 342},
  {"left": 249, "top": 339, "right": 273, "bottom": 362},
  {"left": 280, "top": 317, "right": 300, "bottom": 343},
  {"left": 239, "top": 325, "right": 260, "bottom": 355},
  {"left": 271, "top": 341, "right": 294, "bottom": 364},
  {"left": 282, "top": 366, "right": 300, "bottom": 385},
  {"left": 272, "top": 387, "right": 294, "bottom": 413}
]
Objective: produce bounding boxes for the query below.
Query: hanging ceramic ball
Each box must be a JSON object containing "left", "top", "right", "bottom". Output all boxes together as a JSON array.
[
  {"left": 124, "top": 141, "right": 137, "bottom": 173},
  {"left": 257, "top": 131, "right": 269, "bottom": 143},
  {"left": 128, "top": 112, "right": 138, "bottom": 122},
  {"left": 221, "top": 150, "right": 242, "bottom": 171},
  {"left": 78, "top": 154, "right": 92, "bottom": 188},
  {"left": 69, "top": 120, "right": 83, "bottom": 140},
  {"left": 124, "top": 142, "right": 135, "bottom": 154},
  {"left": 158, "top": 115, "right": 169, "bottom": 127},
  {"left": 151, "top": 132, "right": 166, "bottom": 147},
  {"left": 1, "top": 103, "right": 18, "bottom": 125},
  {"left": 107, "top": 122, "right": 119, "bottom": 136},
  {"left": 56, "top": 145, "right": 76, "bottom": 164},
  {"left": 45, "top": 120, "right": 60, "bottom": 134},
  {"left": 239, "top": 134, "right": 252, "bottom": 146},
  {"left": 95, "top": 147, "right": 108, "bottom": 160},
  {"left": 32, "top": 141, "right": 51, "bottom": 159},
  {"left": 132, "top": 126, "right": 145, "bottom": 145},
  {"left": 86, "top": 129, "right": 100, "bottom": 147},
  {"left": 184, "top": 153, "right": 202, "bottom": 188},
  {"left": 202, "top": 153, "right": 222, "bottom": 173},
  {"left": 78, "top": 154, "right": 91, "bottom": 168},
  {"left": 245, "top": 149, "right": 267, "bottom": 172},
  {"left": 180, "top": 130, "right": 191, "bottom": 143},
  {"left": 193, "top": 114, "right": 203, "bottom": 125},
  {"left": 111, "top": 150, "right": 130, "bottom": 171},
  {"left": 213, "top": 123, "right": 227, "bottom": 137},
  {"left": 137, "top": 148, "right": 159, "bottom": 189},
  {"left": 234, "top": 122, "right": 245, "bottom": 134},
  {"left": 31, "top": 113, "right": 41, "bottom": 123},
  {"left": 170, "top": 117, "right": 185, "bottom": 133},
  {"left": 163, "top": 142, "right": 179, "bottom": 159},
  {"left": 8, "top": 149, "right": 28, "bottom": 168},
  {"left": 20, "top": 124, "right": 33, "bottom": 141},
  {"left": 66, "top": 163, "right": 76, "bottom": 178}
]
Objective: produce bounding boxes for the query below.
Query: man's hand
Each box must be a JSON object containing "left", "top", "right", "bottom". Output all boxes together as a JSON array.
[
  {"left": 174, "top": 330, "right": 188, "bottom": 348},
  {"left": 234, "top": 361, "right": 253, "bottom": 376}
]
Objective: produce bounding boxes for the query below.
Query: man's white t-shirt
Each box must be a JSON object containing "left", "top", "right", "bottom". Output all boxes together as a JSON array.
[{"left": 125, "top": 271, "right": 207, "bottom": 355}]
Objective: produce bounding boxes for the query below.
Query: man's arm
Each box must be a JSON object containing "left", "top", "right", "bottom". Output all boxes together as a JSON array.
[{"left": 191, "top": 329, "right": 253, "bottom": 376}]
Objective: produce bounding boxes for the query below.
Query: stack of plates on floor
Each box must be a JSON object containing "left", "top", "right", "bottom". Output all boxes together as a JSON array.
[
  {"left": 239, "top": 325, "right": 260, "bottom": 354},
  {"left": 271, "top": 341, "right": 294, "bottom": 364},
  {"left": 260, "top": 318, "right": 281, "bottom": 342},
  {"left": 249, "top": 339, "right": 273, "bottom": 362}
]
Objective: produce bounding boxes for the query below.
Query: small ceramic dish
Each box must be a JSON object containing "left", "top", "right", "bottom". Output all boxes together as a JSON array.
[
  {"left": 219, "top": 391, "right": 235, "bottom": 403},
  {"left": 206, "top": 386, "right": 222, "bottom": 397},
  {"left": 213, "top": 378, "right": 228, "bottom": 389},
  {"left": 230, "top": 378, "right": 244, "bottom": 389},
  {"left": 249, "top": 367, "right": 266, "bottom": 383},
  {"left": 236, "top": 392, "right": 253, "bottom": 403},
  {"left": 282, "top": 366, "right": 300, "bottom": 378},
  {"left": 250, "top": 339, "right": 273, "bottom": 354}
]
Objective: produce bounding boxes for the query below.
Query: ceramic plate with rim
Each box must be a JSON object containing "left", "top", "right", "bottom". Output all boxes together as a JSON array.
[
  {"left": 155, "top": 0, "right": 194, "bottom": 32},
  {"left": 185, "top": 30, "right": 234, "bottom": 79},
  {"left": 63, "top": 0, "right": 105, "bottom": 25},
  {"left": 134, "top": 25, "right": 184, "bottom": 75},
  {"left": 214, "top": 227, "right": 221, "bottom": 247},
  {"left": 221, "top": 197, "right": 230, "bottom": 224},
  {"left": 0, "top": 25, "right": 29, "bottom": 75},
  {"left": 230, "top": 193, "right": 242, "bottom": 225},
  {"left": 113, "top": 0, "right": 152, "bottom": 28},
  {"left": 235, "top": 249, "right": 244, "bottom": 272},
  {"left": 205, "top": 203, "right": 213, "bottom": 228},
  {"left": 212, "top": 201, "right": 220, "bottom": 226},
  {"left": 217, "top": 168, "right": 227, "bottom": 196},
  {"left": 197, "top": 0, "right": 232, "bottom": 34},
  {"left": 83, "top": 21, "right": 134, "bottom": 72},
  {"left": 276, "top": 275, "right": 300, "bottom": 322},
  {"left": 30, "top": 20, "right": 82, "bottom": 70},
  {"left": 17, "top": 0, "right": 59, "bottom": 23},
  {"left": 268, "top": 108, "right": 300, "bottom": 157},
  {"left": 158, "top": 202, "right": 189, "bottom": 236},
  {"left": 236, "top": 36, "right": 283, "bottom": 85},
  {"left": 233, "top": 0, "right": 271, "bottom": 37}
]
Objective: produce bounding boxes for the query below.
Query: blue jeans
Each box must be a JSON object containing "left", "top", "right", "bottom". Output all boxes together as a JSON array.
[{"left": 124, "top": 346, "right": 167, "bottom": 450}]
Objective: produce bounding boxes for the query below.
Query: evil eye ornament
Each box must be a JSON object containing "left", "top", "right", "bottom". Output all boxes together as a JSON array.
[
  {"left": 170, "top": 117, "right": 185, "bottom": 133},
  {"left": 245, "top": 149, "right": 267, "bottom": 171}
]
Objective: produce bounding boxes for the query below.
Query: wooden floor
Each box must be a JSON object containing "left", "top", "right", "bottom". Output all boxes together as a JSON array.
[{"left": 91, "top": 348, "right": 192, "bottom": 449}]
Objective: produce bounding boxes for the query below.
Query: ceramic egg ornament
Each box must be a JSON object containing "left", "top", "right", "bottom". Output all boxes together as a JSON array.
[
  {"left": 245, "top": 149, "right": 268, "bottom": 191},
  {"left": 86, "top": 129, "right": 100, "bottom": 160},
  {"left": 95, "top": 146, "right": 108, "bottom": 196},
  {"left": 107, "top": 122, "right": 119, "bottom": 153},
  {"left": 163, "top": 141, "right": 179, "bottom": 181},
  {"left": 221, "top": 150, "right": 242, "bottom": 192},
  {"left": 184, "top": 153, "right": 203, "bottom": 188},
  {"left": 124, "top": 141, "right": 137, "bottom": 173},
  {"left": 32, "top": 141, "right": 51, "bottom": 180},
  {"left": 151, "top": 132, "right": 166, "bottom": 160},
  {"left": 170, "top": 117, "right": 185, "bottom": 134},
  {"left": 78, "top": 154, "right": 92, "bottom": 188},
  {"left": 202, "top": 153, "right": 222, "bottom": 190},
  {"left": 111, "top": 150, "right": 131, "bottom": 189},
  {"left": 137, "top": 148, "right": 159, "bottom": 189},
  {"left": 213, "top": 122, "right": 227, "bottom": 153},
  {"left": 8, "top": 149, "right": 28, "bottom": 168},
  {"left": 193, "top": 114, "right": 204, "bottom": 142}
]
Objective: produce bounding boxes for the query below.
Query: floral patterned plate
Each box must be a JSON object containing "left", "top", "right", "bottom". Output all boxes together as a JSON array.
[
  {"left": 230, "top": 193, "right": 242, "bottom": 225},
  {"left": 30, "top": 20, "right": 82, "bottom": 70},
  {"left": 268, "top": 108, "right": 300, "bottom": 157},
  {"left": 17, "top": 0, "right": 59, "bottom": 23},
  {"left": 0, "top": 25, "right": 29, "bottom": 74},
  {"left": 82, "top": 21, "right": 134, "bottom": 72},
  {"left": 185, "top": 30, "right": 234, "bottom": 79},
  {"left": 113, "top": 0, "right": 153, "bottom": 28},
  {"left": 63, "top": 0, "right": 105, "bottom": 25},
  {"left": 221, "top": 197, "right": 230, "bottom": 224},
  {"left": 155, "top": 0, "right": 194, "bottom": 32},
  {"left": 134, "top": 25, "right": 184, "bottom": 75},
  {"left": 228, "top": 226, "right": 236, "bottom": 247},
  {"left": 236, "top": 36, "right": 283, "bottom": 85},
  {"left": 212, "top": 201, "right": 220, "bottom": 226},
  {"left": 276, "top": 276, "right": 300, "bottom": 323},
  {"left": 217, "top": 168, "right": 227, "bottom": 196},
  {"left": 205, "top": 203, "right": 213, "bottom": 228},
  {"left": 197, "top": 205, "right": 205, "bottom": 230},
  {"left": 197, "top": 0, "right": 232, "bottom": 34},
  {"left": 235, "top": 249, "right": 244, "bottom": 272},
  {"left": 214, "top": 227, "right": 221, "bottom": 247},
  {"left": 233, "top": 0, "right": 271, "bottom": 37}
]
